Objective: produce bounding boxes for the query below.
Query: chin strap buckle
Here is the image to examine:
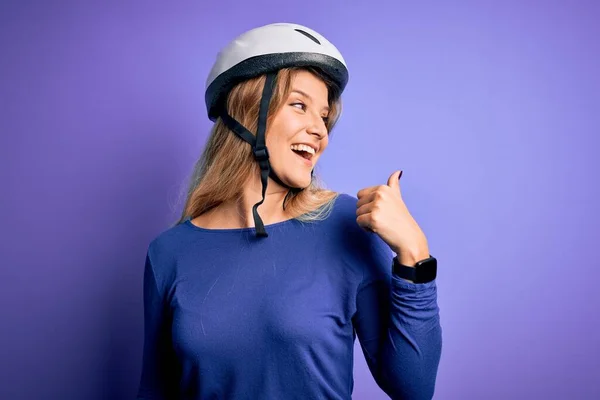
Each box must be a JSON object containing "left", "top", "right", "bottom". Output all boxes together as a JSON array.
[{"left": 253, "top": 146, "right": 270, "bottom": 162}]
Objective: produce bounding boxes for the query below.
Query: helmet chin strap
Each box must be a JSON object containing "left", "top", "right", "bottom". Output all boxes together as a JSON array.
[{"left": 219, "top": 72, "right": 309, "bottom": 237}]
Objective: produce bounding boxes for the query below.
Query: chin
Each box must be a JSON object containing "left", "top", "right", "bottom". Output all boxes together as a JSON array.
[
  {"left": 286, "top": 171, "right": 312, "bottom": 189},
  {"left": 288, "top": 178, "right": 311, "bottom": 189},
  {"left": 273, "top": 159, "right": 315, "bottom": 189}
]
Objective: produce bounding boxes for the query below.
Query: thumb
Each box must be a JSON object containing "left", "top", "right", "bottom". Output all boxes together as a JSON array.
[{"left": 387, "top": 170, "right": 403, "bottom": 190}]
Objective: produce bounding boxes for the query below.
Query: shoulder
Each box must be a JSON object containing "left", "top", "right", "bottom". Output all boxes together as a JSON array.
[
  {"left": 328, "top": 192, "right": 393, "bottom": 263},
  {"left": 332, "top": 192, "right": 359, "bottom": 210},
  {"left": 328, "top": 193, "right": 393, "bottom": 283},
  {"left": 145, "top": 221, "right": 194, "bottom": 279},
  {"left": 148, "top": 221, "right": 189, "bottom": 255},
  {"left": 327, "top": 192, "right": 359, "bottom": 224}
]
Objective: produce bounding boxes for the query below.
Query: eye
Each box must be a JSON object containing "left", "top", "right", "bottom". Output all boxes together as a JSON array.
[
  {"left": 291, "top": 102, "right": 306, "bottom": 111},
  {"left": 322, "top": 116, "right": 330, "bottom": 125}
]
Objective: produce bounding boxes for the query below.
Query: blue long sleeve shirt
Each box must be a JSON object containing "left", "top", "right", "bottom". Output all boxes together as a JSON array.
[{"left": 137, "top": 193, "right": 442, "bottom": 399}]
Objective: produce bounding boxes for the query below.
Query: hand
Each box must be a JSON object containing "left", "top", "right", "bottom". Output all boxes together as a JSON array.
[{"left": 356, "top": 171, "right": 430, "bottom": 266}]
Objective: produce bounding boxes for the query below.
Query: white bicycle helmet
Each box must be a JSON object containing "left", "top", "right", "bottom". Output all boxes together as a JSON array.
[
  {"left": 205, "top": 23, "right": 348, "bottom": 121},
  {"left": 204, "top": 23, "right": 349, "bottom": 237}
]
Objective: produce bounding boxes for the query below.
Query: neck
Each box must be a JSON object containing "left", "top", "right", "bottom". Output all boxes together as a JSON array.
[{"left": 196, "top": 176, "right": 292, "bottom": 230}]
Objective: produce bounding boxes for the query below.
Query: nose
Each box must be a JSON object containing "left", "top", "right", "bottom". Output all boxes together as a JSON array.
[{"left": 307, "top": 112, "right": 327, "bottom": 140}]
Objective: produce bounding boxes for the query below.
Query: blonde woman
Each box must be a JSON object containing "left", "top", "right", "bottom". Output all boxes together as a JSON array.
[{"left": 137, "top": 23, "right": 442, "bottom": 400}]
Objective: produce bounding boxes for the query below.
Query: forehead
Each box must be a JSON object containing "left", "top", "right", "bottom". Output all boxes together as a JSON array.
[{"left": 290, "top": 70, "right": 329, "bottom": 102}]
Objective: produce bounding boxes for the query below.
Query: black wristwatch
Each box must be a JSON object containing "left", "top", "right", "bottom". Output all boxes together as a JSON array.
[{"left": 392, "top": 255, "right": 437, "bottom": 283}]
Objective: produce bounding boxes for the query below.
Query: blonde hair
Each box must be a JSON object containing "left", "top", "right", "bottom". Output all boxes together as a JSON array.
[{"left": 176, "top": 67, "right": 343, "bottom": 226}]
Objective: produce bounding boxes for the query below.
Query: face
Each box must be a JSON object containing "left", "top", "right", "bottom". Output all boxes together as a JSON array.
[{"left": 266, "top": 70, "right": 331, "bottom": 189}]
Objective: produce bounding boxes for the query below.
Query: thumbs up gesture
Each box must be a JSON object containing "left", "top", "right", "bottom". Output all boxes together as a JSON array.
[{"left": 356, "top": 171, "right": 430, "bottom": 266}]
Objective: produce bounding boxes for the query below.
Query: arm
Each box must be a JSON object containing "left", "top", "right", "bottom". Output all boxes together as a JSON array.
[
  {"left": 137, "top": 251, "right": 179, "bottom": 399},
  {"left": 352, "top": 235, "right": 442, "bottom": 400}
]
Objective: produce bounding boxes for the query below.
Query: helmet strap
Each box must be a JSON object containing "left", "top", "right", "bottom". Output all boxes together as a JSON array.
[{"left": 219, "top": 72, "right": 307, "bottom": 237}]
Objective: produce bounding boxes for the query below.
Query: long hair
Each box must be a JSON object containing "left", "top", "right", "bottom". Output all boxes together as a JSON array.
[{"left": 176, "top": 67, "right": 343, "bottom": 226}]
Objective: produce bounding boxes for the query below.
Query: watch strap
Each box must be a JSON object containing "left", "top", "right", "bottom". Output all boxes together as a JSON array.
[{"left": 392, "top": 255, "right": 437, "bottom": 283}]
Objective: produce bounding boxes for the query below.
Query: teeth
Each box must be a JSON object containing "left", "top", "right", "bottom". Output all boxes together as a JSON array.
[{"left": 290, "top": 144, "right": 316, "bottom": 155}]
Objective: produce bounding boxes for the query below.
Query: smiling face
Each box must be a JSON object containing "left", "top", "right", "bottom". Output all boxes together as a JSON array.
[{"left": 266, "top": 69, "right": 331, "bottom": 189}]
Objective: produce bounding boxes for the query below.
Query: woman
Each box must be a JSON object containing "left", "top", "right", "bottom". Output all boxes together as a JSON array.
[{"left": 137, "top": 23, "right": 442, "bottom": 400}]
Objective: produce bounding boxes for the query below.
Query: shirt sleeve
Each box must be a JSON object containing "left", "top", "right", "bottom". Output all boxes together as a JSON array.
[
  {"left": 352, "top": 232, "right": 442, "bottom": 400},
  {"left": 137, "top": 250, "right": 179, "bottom": 399}
]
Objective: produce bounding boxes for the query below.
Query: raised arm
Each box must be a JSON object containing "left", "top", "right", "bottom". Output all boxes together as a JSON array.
[{"left": 352, "top": 234, "right": 442, "bottom": 399}]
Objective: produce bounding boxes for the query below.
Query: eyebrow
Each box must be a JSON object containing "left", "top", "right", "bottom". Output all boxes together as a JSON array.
[{"left": 291, "top": 89, "right": 330, "bottom": 113}]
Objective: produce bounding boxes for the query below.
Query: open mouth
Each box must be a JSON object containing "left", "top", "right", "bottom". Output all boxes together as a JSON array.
[
  {"left": 290, "top": 144, "right": 316, "bottom": 164},
  {"left": 291, "top": 149, "right": 312, "bottom": 160}
]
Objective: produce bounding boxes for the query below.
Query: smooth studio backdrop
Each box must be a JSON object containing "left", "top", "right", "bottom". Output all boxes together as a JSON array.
[{"left": 1, "top": 1, "right": 599, "bottom": 399}]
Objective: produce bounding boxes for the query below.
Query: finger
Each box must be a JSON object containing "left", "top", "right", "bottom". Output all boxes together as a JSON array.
[
  {"left": 357, "top": 212, "right": 383, "bottom": 233},
  {"left": 387, "top": 170, "right": 402, "bottom": 191},
  {"left": 357, "top": 186, "right": 393, "bottom": 208},
  {"left": 357, "top": 184, "right": 386, "bottom": 199},
  {"left": 356, "top": 190, "right": 379, "bottom": 208},
  {"left": 356, "top": 200, "right": 377, "bottom": 216},
  {"left": 357, "top": 185, "right": 392, "bottom": 206},
  {"left": 356, "top": 213, "right": 374, "bottom": 232}
]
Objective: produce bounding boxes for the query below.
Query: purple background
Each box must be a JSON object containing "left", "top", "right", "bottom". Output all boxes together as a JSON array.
[{"left": 1, "top": 1, "right": 599, "bottom": 399}]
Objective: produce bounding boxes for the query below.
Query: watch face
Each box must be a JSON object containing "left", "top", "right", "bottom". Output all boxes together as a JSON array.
[{"left": 416, "top": 258, "right": 437, "bottom": 283}]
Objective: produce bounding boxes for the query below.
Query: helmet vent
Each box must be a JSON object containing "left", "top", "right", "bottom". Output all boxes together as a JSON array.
[{"left": 294, "top": 29, "right": 321, "bottom": 45}]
